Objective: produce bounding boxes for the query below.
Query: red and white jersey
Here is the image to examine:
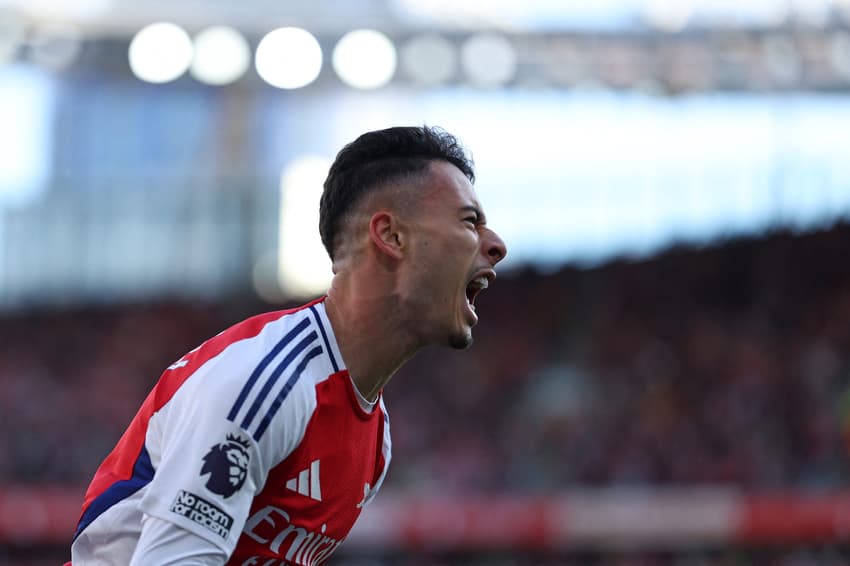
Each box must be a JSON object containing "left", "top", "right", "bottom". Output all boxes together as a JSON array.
[{"left": 71, "top": 297, "right": 391, "bottom": 565}]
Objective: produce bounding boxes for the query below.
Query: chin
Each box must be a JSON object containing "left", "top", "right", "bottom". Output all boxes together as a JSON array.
[{"left": 448, "top": 331, "right": 473, "bottom": 350}]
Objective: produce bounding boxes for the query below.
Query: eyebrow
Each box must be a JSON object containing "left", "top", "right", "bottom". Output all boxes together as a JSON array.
[{"left": 459, "top": 205, "right": 486, "bottom": 223}]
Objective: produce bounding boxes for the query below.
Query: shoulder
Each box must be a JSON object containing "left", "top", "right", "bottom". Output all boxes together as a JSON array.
[
  {"left": 166, "top": 297, "right": 330, "bottom": 384},
  {"left": 143, "top": 299, "right": 341, "bottom": 489},
  {"left": 153, "top": 298, "right": 339, "bottom": 450}
]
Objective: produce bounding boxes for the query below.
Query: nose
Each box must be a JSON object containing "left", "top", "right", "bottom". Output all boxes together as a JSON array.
[{"left": 483, "top": 228, "right": 507, "bottom": 265}]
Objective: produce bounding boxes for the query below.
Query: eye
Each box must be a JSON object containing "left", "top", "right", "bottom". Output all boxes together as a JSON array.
[{"left": 464, "top": 216, "right": 478, "bottom": 225}]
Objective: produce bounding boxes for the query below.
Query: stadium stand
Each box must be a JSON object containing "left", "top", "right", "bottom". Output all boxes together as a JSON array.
[{"left": 2, "top": 224, "right": 849, "bottom": 564}]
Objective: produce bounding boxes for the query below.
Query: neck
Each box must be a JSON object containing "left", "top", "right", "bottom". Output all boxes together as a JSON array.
[{"left": 323, "top": 274, "right": 421, "bottom": 402}]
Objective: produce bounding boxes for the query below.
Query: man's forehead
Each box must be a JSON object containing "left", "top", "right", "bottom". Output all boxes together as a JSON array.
[{"left": 423, "top": 161, "right": 480, "bottom": 206}]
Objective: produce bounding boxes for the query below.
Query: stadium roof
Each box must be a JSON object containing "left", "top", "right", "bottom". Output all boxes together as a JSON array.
[{"left": 1, "top": 0, "right": 847, "bottom": 37}]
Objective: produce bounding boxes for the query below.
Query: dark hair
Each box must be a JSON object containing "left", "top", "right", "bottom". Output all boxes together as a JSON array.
[{"left": 319, "top": 125, "right": 475, "bottom": 259}]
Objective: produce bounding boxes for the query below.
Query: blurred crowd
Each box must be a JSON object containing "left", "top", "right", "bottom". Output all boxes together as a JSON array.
[
  {"left": 4, "top": 223, "right": 850, "bottom": 565},
  {"left": 387, "top": 223, "right": 850, "bottom": 493},
  {"left": 362, "top": 548, "right": 850, "bottom": 566},
  {"left": 2, "top": 224, "right": 849, "bottom": 492}
]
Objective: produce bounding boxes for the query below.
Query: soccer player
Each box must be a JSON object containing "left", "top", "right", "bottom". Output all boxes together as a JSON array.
[{"left": 69, "top": 126, "right": 507, "bottom": 565}]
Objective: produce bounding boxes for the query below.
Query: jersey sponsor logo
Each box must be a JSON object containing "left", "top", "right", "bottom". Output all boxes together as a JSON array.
[
  {"left": 243, "top": 505, "right": 342, "bottom": 565},
  {"left": 284, "top": 460, "right": 322, "bottom": 502},
  {"left": 171, "top": 489, "right": 233, "bottom": 539},
  {"left": 201, "top": 433, "right": 251, "bottom": 498}
]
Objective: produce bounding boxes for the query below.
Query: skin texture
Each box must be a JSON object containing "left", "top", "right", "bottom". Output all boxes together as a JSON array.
[{"left": 324, "top": 160, "right": 507, "bottom": 401}]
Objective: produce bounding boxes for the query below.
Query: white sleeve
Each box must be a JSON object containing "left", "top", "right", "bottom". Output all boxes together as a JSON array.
[
  {"left": 135, "top": 319, "right": 320, "bottom": 556},
  {"left": 130, "top": 514, "right": 228, "bottom": 566}
]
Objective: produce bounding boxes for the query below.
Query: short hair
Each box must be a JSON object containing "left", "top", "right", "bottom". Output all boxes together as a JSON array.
[{"left": 319, "top": 125, "right": 475, "bottom": 260}]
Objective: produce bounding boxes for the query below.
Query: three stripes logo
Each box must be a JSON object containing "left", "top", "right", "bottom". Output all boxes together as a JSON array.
[
  {"left": 226, "top": 308, "right": 337, "bottom": 442},
  {"left": 285, "top": 459, "right": 322, "bottom": 501}
]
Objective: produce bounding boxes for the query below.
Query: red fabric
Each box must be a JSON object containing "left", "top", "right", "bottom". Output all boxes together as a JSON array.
[
  {"left": 77, "top": 300, "right": 325, "bottom": 525},
  {"left": 228, "top": 371, "right": 386, "bottom": 564}
]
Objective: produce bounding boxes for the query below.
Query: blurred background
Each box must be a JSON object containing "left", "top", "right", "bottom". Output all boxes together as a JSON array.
[{"left": 2, "top": 0, "right": 850, "bottom": 564}]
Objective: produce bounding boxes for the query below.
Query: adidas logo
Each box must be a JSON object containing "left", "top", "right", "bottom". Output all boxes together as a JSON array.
[{"left": 285, "top": 459, "right": 322, "bottom": 501}]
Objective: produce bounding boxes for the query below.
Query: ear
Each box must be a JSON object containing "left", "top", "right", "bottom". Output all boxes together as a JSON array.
[{"left": 368, "top": 211, "right": 405, "bottom": 260}]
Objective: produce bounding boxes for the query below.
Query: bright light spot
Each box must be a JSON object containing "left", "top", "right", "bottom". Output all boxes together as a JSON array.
[
  {"left": 129, "top": 22, "right": 192, "bottom": 84},
  {"left": 332, "top": 29, "right": 397, "bottom": 90},
  {"left": 278, "top": 156, "right": 333, "bottom": 297},
  {"left": 401, "top": 33, "right": 457, "bottom": 86},
  {"left": 190, "top": 26, "right": 250, "bottom": 86},
  {"left": 0, "top": 67, "right": 53, "bottom": 207},
  {"left": 256, "top": 27, "right": 322, "bottom": 89},
  {"left": 460, "top": 33, "right": 516, "bottom": 87}
]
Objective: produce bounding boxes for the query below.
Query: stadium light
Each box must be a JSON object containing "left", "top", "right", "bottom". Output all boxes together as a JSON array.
[
  {"left": 332, "top": 29, "right": 397, "bottom": 90},
  {"left": 401, "top": 33, "right": 457, "bottom": 86},
  {"left": 0, "top": 68, "right": 52, "bottom": 208},
  {"left": 128, "top": 22, "right": 193, "bottom": 84},
  {"left": 255, "top": 27, "right": 322, "bottom": 89},
  {"left": 190, "top": 26, "right": 250, "bottom": 86},
  {"left": 278, "top": 156, "right": 333, "bottom": 297},
  {"left": 460, "top": 33, "right": 517, "bottom": 87}
]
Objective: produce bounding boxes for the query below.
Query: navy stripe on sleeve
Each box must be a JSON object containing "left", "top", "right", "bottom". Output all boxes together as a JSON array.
[
  {"left": 252, "top": 345, "right": 323, "bottom": 441},
  {"left": 309, "top": 305, "right": 339, "bottom": 373},
  {"left": 73, "top": 445, "right": 155, "bottom": 541},
  {"left": 239, "top": 331, "right": 317, "bottom": 431},
  {"left": 227, "top": 317, "right": 310, "bottom": 422}
]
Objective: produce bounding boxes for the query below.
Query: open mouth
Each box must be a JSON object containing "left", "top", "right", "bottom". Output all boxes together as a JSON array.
[{"left": 465, "top": 275, "right": 490, "bottom": 312}]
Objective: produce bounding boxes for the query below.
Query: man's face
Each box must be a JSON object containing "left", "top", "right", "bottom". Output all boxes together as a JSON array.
[{"left": 403, "top": 161, "right": 507, "bottom": 349}]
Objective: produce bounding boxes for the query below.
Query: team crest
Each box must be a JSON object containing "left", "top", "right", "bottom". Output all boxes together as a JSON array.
[{"left": 200, "top": 433, "right": 251, "bottom": 498}]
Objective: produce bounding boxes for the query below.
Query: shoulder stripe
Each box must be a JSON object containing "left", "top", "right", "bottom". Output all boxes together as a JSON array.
[
  {"left": 309, "top": 305, "right": 339, "bottom": 373},
  {"left": 74, "top": 301, "right": 325, "bottom": 542},
  {"left": 227, "top": 316, "right": 311, "bottom": 422},
  {"left": 238, "top": 330, "right": 318, "bottom": 431},
  {"left": 253, "top": 344, "right": 324, "bottom": 441},
  {"left": 73, "top": 445, "right": 154, "bottom": 541}
]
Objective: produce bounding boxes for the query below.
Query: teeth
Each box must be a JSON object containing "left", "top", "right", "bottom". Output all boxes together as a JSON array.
[{"left": 466, "top": 275, "right": 489, "bottom": 312}]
